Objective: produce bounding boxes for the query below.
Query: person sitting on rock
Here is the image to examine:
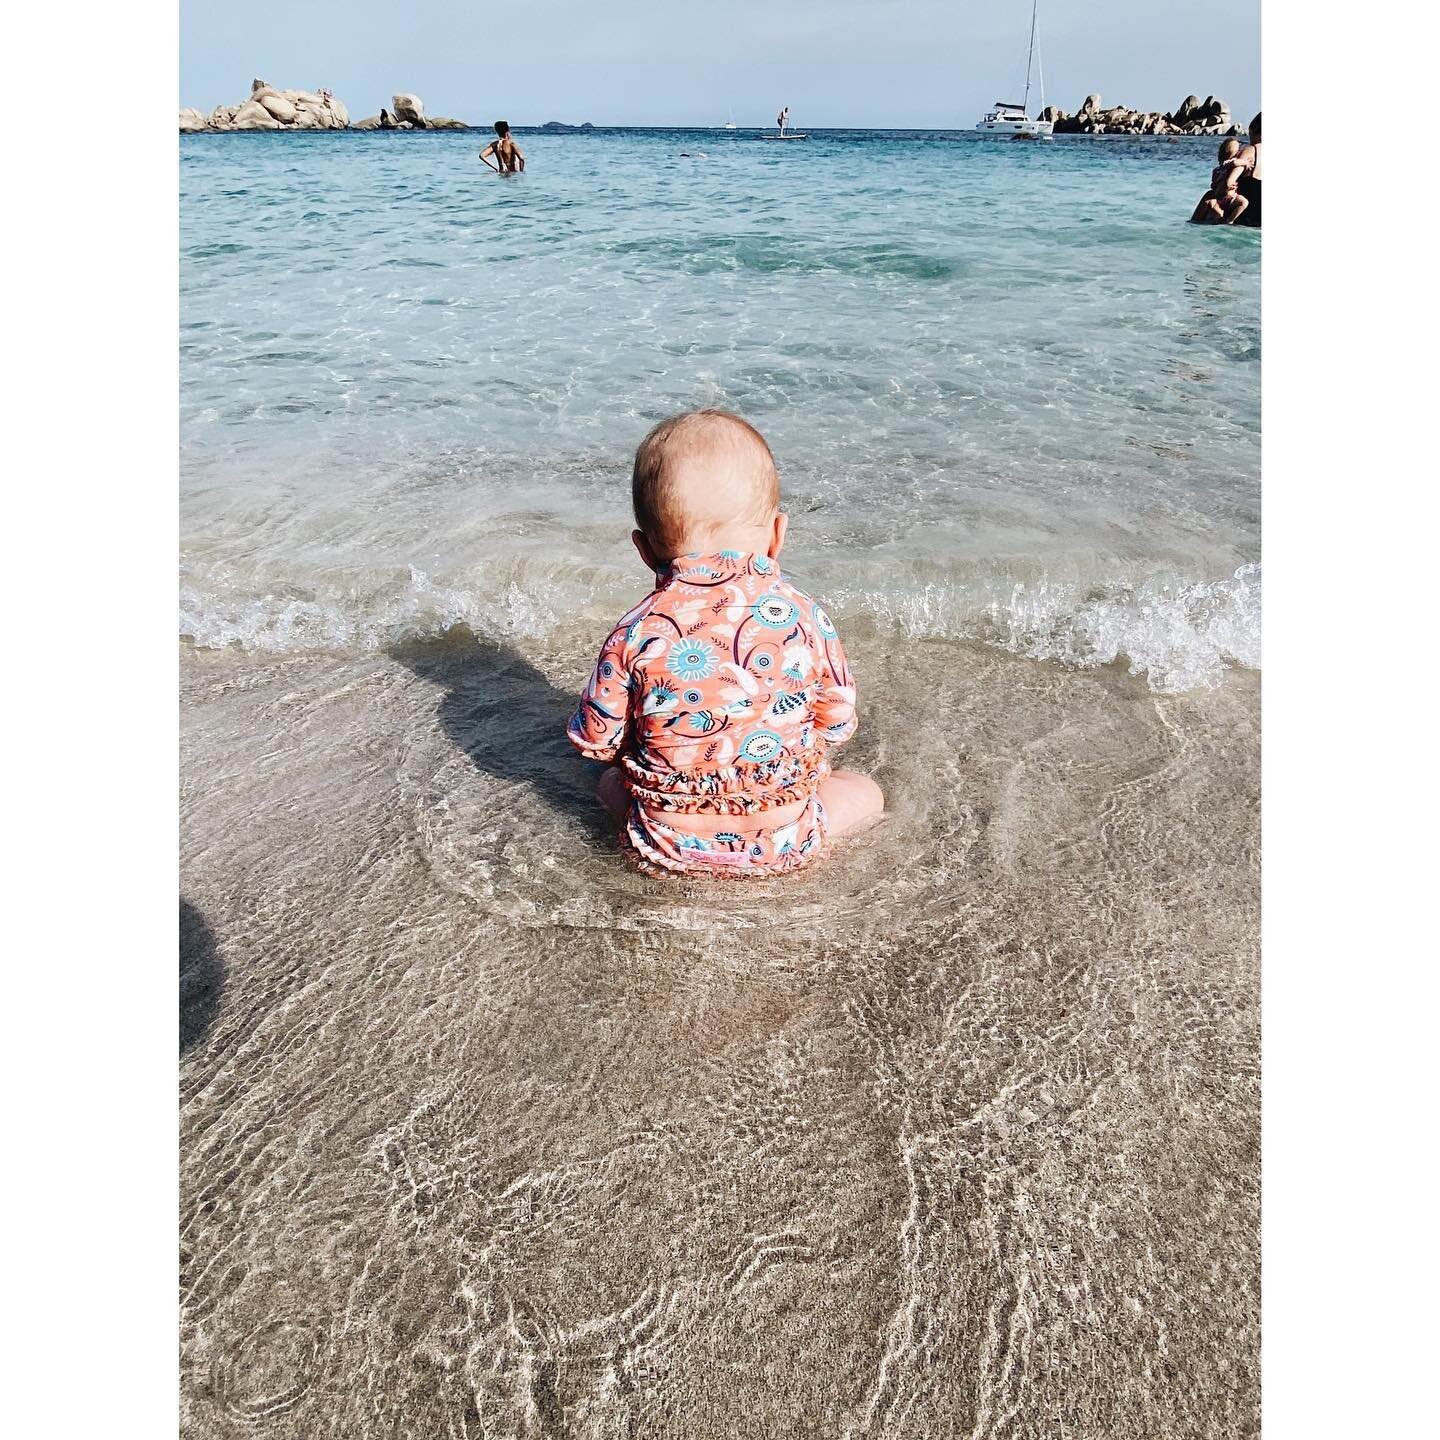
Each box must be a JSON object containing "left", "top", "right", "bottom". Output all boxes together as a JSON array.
[
  {"left": 1189, "top": 139, "right": 1249, "bottom": 225},
  {"left": 480, "top": 121, "right": 526, "bottom": 174}
]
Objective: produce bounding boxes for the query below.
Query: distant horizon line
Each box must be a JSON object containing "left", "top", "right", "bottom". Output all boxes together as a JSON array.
[{"left": 180, "top": 122, "right": 1238, "bottom": 135}]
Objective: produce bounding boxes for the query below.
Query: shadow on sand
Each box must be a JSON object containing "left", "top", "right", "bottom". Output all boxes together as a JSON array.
[
  {"left": 395, "top": 632, "right": 614, "bottom": 846},
  {"left": 180, "top": 899, "right": 224, "bottom": 1053}
]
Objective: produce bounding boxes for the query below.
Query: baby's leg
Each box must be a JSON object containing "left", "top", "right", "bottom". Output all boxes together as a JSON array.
[
  {"left": 1222, "top": 191, "right": 1249, "bottom": 224},
  {"left": 596, "top": 766, "right": 629, "bottom": 823},
  {"left": 819, "top": 769, "right": 885, "bottom": 839}
]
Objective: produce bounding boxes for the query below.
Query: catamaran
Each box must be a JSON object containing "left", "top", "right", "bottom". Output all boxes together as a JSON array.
[{"left": 975, "top": 1, "right": 1053, "bottom": 136}]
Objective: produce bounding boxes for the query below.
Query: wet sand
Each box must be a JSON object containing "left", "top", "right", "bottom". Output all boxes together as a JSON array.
[{"left": 180, "top": 635, "right": 1258, "bottom": 1438}]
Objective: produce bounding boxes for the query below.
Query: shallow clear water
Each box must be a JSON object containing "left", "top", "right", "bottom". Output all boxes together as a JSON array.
[
  {"left": 181, "top": 128, "right": 1259, "bottom": 693},
  {"left": 181, "top": 640, "right": 1260, "bottom": 1436}
]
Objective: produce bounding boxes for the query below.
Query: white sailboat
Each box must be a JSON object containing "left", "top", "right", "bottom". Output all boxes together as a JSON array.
[
  {"left": 975, "top": 1, "right": 1053, "bottom": 136},
  {"left": 722, "top": 106, "right": 737, "bottom": 131}
]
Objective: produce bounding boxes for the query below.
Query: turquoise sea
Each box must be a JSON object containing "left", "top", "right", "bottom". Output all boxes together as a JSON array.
[{"left": 180, "top": 127, "right": 1259, "bottom": 693}]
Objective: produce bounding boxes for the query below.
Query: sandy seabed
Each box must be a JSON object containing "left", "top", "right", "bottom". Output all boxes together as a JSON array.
[{"left": 180, "top": 633, "right": 1259, "bottom": 1439}]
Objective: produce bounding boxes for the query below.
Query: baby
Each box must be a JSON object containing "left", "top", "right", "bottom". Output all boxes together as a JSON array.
[
  {"left": 567, "top": 409, "right": 884, "bottom": 877},
  {"left": 1190, "top": 139, "right": 1249, "bottom": 225}
]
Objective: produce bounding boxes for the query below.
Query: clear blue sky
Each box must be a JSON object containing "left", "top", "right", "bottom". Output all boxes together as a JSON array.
[{"left": 181, "top": 0, "right": 1259, "bottom": 128}]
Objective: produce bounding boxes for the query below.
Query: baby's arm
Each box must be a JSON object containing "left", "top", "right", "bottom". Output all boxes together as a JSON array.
[
  {"left": 566, "top": 623, "right": 634, "bottom": 761},
  {"left": 809, "top": 615, "right": 858, "bottom": 746}
]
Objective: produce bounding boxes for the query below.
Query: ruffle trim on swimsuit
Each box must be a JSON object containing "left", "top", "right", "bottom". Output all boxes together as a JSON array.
[
  {"left": 620, "top": 796, "right": 831, "bottom": 879},
  {"left": 619, "top": 744, "right": 831, "bottom": 815}
]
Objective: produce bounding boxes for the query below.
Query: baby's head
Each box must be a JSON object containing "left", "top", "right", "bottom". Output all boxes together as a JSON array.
[
  {"left": 1218, "top": 138, "right": 1241, "bottom": 162},
  {"left": 630, "top": 409, "right": 787, "bottom": 568}
]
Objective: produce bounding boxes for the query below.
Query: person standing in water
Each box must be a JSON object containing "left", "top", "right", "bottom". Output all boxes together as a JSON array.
[
  {"left": 1233, "top": 112, "right": 1261, "bottom": 227},
  {"left": 480, "top": 121, "right": 526, "bottom": 174},
  {"left": 776, "top": 106, "right": 789, "bottom": 136}
]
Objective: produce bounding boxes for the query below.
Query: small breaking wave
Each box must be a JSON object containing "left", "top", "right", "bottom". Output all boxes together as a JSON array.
[
  {"left": 180, "top": 559, "right": 1260, "bottom": 694},
  {"left": 179, "top": 567, "right": 573, "bottom": 654},
  {"left": 831, "top": 563, "right": 1261, "bottom": 694}
]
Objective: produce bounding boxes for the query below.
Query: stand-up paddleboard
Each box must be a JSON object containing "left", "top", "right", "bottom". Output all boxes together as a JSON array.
[{"left": 762, "top": 133, "right": 809, "bottom": 141}]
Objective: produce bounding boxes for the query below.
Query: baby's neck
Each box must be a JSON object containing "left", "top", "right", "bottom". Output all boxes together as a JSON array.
[{"left": 670, "top": 530, "right": 775, "bottom": 561}]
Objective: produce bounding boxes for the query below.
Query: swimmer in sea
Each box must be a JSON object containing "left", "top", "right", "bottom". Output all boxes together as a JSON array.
[{"left": 480, "top": 121, "right": 526, "bottom": 174}]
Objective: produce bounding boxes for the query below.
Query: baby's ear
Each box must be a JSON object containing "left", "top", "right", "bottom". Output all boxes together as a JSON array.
[
  {"left": 768, "top": 511, "right": 789, "bottom": 561},
  {"left": 632, "top": 529, "right": 662, "bottom": 576}
]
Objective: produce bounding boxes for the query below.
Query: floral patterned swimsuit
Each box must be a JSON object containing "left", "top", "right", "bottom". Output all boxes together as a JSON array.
[{"left": 567, "top": 551, "right": 857, "bottom": 877}]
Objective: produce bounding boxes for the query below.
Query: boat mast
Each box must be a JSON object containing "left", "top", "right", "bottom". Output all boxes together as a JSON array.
[
  {"left": 1023, "top": 0, "right": 1038, "bottom": 113},
  {"left": 1034, "top": 6, "right": 1046, "bottom": 112}
]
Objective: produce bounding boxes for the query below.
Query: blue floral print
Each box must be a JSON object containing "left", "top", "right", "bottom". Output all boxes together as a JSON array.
[
  {"left": 753, "top": 594, "right": 799, "bottom": 630},
  {"left": 668, "top": 639, "right": 719, "bottom": 681},
  {"left": 739, "top": 729, "right": 785, "bottom": 763}
]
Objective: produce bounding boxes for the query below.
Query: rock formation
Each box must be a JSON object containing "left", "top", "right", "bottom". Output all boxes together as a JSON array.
[
  {"left": 180, "top": 82, "right": 468, "bottom": 133},
  {"left": 180, "top": 79, "right": 350, "bottom": 132},
  {"left": 353, "top": 94, "right": 470, "bottom": 131},
  {"left": 1047, "top": 93, "right": 1243, "bottom": 137}
]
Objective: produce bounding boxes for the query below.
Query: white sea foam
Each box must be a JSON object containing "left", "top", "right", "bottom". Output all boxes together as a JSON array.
[
  {"left": 179, "top": 567, "right": 571, "bottom": 654},
  {"left": 180, "top": 561, "right": 1260, "bottom": 694},
  {"left": 834, "top": 563, "right": 1261, "bottom": 693}
]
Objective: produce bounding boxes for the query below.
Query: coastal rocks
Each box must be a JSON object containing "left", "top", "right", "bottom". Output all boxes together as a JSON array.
[
  {"left": 1171, "top": 93, "right": 1233, "bottom": 134},
  {"left": 353, "top": 96, "right": 471, "bottom": 131},
  {"left": 258, "top": 93, "right": 298, "bottom": 125},
  {"left": 1050, "top": 91, "right": 1239, "bottom": 136},
  {"left": 230, "top": 100, "right": 283, "bottom": 131},
  {"left": 540, "top": 121, "right": 595, "bottom": 133},
  {"left": 180, "top": 78, "right": 350, "bottom": 132}
]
